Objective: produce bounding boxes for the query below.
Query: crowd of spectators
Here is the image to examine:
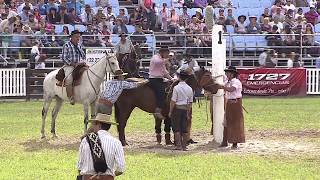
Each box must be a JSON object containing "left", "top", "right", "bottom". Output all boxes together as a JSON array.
[{"left": 0, "top": 0, "right": 320, "bottom": 60}]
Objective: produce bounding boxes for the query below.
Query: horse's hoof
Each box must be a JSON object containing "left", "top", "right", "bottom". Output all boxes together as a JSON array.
[
  {"left": 121, "top": 142, "right": 129, "bottom": 146},
  {"left": 41, "top": 135, "right": 46, "bottom": 139},
  {"left": 52, "top": 134, "right": 58, "bottom": 139}
]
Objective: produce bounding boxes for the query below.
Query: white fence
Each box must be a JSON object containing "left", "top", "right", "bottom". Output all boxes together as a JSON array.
[
  {"left": 307, "top": 69, "right": 320, "bottom": 95},
  {"left": 0, "top": 68, "right": 26, "bottom": 97},
  {"left": 0, "top": 68, "right": 320, "bottom": 97}
]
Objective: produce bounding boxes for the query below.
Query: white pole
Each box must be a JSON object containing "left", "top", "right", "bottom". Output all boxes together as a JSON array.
[{"left": 211, "top": 25, "right": 226, "bottom": 143}]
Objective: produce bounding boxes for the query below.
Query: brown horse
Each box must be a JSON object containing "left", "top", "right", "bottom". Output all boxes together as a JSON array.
[{"left": 114, "top": 67, "right": 219, "bottom": 146}]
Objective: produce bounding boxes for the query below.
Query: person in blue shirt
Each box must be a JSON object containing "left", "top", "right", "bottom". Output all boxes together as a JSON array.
[{"left": 67, "top": 0, "right": 83, "bottom": 16}]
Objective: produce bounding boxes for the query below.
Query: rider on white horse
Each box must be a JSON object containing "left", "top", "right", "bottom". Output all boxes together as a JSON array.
[{"left": 61, "top": 30, "right": 86, "bottom": 105}]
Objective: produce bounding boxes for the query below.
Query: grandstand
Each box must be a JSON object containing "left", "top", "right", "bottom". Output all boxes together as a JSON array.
[{"left": 0, "top": 0, "right": 319, "bottom": 69}]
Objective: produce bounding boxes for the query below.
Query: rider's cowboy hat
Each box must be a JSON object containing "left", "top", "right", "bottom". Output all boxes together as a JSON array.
[
  {"left": 224, "top": 66, "right": 238, "bottom": 74},
  {"left": 119, "top": 32, "right": 127, "bottom": 37},
  {"left": 238, "top": 15, "right": 247, "bottom": 21},
  {"left": 70, "top": 30, "right": 83, "bottom": 37},
  {"left": 179, "top": 68, "right": 193, "bottom": 76},
  {"left": 112, "top": 69, "right": 128, "bottom": 77},
  {"left": 89, "top": 113, "right": 119, "bottom": 125},
  {"left": 22, "top": 25, "right": 32, "bottom": 32}
]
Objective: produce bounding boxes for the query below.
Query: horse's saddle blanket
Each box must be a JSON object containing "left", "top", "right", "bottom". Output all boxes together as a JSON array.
[
  {"left": 125, "top": 78, "right": 149, "bottom": 83},
  {"left": 55, "top": 64, "right": 88, "bottom": 87}
]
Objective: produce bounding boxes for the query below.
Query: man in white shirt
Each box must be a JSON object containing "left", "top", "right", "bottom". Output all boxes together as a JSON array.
[
  {"left": 80, "top": 4, "right": 94, "bottom": 25},
  {"left": 115, "top": 33, "right": 136, "bottom": 70},
  {"left": 309, "top": 0, "right": 317, "bottom": 7},
  {"left": 177, "top": 53, "right": 200, "bottom": 75},
  {"left": 169, "top": 70, "right": 193, "bottom": 151},
  {"left": 17, "top": 0, "right": 33, "bottom": 14},
  {"left": 258, "top": 48, "right": 272, "bottom": 67},
  {"left": 77, "top": 113, "right": 125, "bottom": 180},
  {"left": 283, "top": 0, "right": 296, "bottom": 12},
  {"left": 31, "top": 41, "right": 46, "bottom": 69}
]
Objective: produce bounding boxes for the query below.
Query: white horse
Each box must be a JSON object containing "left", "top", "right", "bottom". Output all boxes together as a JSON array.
[{"left": 41, "top": 53, "right": 120, "bottom": 138}]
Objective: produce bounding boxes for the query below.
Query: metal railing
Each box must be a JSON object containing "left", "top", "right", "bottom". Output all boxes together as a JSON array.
[
  {"left": 1, "top": 68, "right": 320, "bottom": 97},
  {"left": 0, "top": 33, "right": 319, "bottom": 68}
]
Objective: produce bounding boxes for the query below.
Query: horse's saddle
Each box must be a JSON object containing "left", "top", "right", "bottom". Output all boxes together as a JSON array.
[
  {"left": 125, "top": 77, "right": 148, "bottom": 83},
  {"left": 56, "top": 64, "right": 88, "bottom": 87}
]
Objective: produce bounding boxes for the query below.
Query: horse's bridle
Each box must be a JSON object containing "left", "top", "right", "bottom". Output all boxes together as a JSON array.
[
  {"left": 87, "top": 54, "right": 117, "bottom": 96},
  {"left": 197, "top": 71, "right": 215, "bottom": 89}
]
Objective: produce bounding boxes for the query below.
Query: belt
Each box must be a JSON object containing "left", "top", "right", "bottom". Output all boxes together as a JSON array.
[
  {"left": 228, "top": 98, "right": 241, "bottom": 101},
  {"left": 98, "top": 98, "right": 113, "bottom": 106},
  {"left": 82, "top": 174, "right": 114, "bottom": 180},
  {"left": 175, "top": 105, "right": 189, "bottom": 110}
]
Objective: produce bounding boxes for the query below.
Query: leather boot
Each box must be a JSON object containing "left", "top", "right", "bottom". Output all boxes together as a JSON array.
[
  {"left": 66, "top": 84, "right": 75, "bottom": 105},
  {"left": 174, "top": 132, "right": 182, "bottom": 150},
  {"left": 232, "top": 143, "right": 238, "bottom": 149},
  {"left": 182, "top": 133, "right": 188, "bottom": 151},
  {"left": 219, "top": 127, "right": 228, "bottom": 147},
  {"left": 156, "top": 133, "right": 161, "bottom": 145},
  {"left": 165, "top": 133, "right": 173, "bottom": 145}
]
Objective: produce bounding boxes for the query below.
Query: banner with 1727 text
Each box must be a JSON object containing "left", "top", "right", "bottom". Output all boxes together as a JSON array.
[{"left": 238, "top": 68, "right": 307, "bottom": 96}]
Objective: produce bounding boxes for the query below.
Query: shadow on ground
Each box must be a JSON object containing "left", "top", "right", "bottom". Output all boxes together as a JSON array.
[{"left": 20, "top": 137, "right": 80, "bottom": 152}]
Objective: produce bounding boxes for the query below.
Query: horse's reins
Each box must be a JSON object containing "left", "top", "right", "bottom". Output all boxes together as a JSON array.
[{"left": 87, "top": 55, "right": 116, "bottom": 98}]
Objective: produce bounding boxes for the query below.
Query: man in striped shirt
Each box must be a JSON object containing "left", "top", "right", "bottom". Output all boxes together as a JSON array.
[
  {"left": 77, "top": 113, "right": 125, "bottom": 179},
  {"left": 96, "top": 69, "right": 147, "bottom": 115},
  {"left": 61, "top": 30, "right": 86, "bottom": 105}
]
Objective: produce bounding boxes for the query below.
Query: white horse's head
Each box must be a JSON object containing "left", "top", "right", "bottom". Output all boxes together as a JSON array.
[{"left": 104, "top": 53, "right": 120, "bottom": 74}]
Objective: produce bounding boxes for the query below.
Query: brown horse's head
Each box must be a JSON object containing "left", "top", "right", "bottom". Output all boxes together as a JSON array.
[{"left": 194, "top": 67, "right": 220, "bottom": 94}]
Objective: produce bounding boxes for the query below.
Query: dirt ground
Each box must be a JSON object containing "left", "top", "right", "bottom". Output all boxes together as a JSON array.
[
  {"left": 30, "top": 130, "right": 320, "bottom": 157},
  {"left": 123, "top": 130, "right": 320, "bottom": 156}
]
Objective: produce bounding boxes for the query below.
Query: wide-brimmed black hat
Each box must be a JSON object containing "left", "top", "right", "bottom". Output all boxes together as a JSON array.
[
  {"left": 159, "top": 45, "right": 169, "bottom": 53},
  {"left": 238, "top": 15, "right": 247, "bottom": 21},
  {"left": 112, "top": 69, "right": 128, "bottom": 77},
  {"left": 70, "top": 30, "right": 83, "bottom": 37},
  {"left": 119, "top": 32, "right": 127, "bottom": 37},
  {"left": 224, "top": 66, "right": 238, "bottom": 74},
  {"left": 177, "top": 70, "right": 191, "bottom": 79}
]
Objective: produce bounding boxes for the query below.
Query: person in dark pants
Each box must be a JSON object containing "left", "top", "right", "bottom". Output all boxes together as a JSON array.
[
  {"left": 169, "top": 70, "right": 193, "bottom": 151},
  {"left": 149, "top": 46, "right": 173, "bottom": 119}
]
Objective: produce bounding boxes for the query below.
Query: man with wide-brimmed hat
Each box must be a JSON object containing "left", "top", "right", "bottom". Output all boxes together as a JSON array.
[
  {"left": 169, "top": 70, "right": 193, "bottom": 151},
  {"left": 246, "top": 15, "right": 261, "bottom": 34},
  {"left": 61, "top": 29, "right": 86, "bottom": 105},
  {"left": 97, "top": 69, "right": 147, "bottom": 116},
  {"left": 77, "top": 113, "right": 125, "bottom": 180},
  {"left": 149, "top": 45, "right": 173, "bottom": 119},
  {"left": 219, "top": 66, "right": 245, "bottom": 149},
  {"left": 235, "top": 15, "right": 247, "bottom": 34},
  {"left": 114, "top": 32, "right": 137, "bottom": 75},
  {"left": 175, "top": 53, "right": 200, "bottom": 145},
  {"left": 177, "top": 53, "right": 200, "bottom": 75}
]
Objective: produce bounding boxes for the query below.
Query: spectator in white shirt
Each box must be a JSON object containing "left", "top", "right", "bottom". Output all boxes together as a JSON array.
[
  {"left": 17, "top": 0, "right": 34, "bottom": 14},
  {"left": 283, "top": 0, "right": 296, "bottom": 13},
  {"left": 80, "top": 4, "right": 94, "bottom": 25},
  {"left": 309, "top": 0, "right": 317, "bottom": 7},
  {"left": 31, "top": 41, "right": 46, "bottom": 69}
]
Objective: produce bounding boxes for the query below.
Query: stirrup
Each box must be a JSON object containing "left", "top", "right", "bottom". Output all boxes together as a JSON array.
[{"left": 69, "top": 97, "right": 75, "bottom": 105}]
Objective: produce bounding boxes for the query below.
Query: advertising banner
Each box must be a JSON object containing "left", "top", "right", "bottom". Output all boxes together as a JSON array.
[
  {"left": 85, "top": 48, "right": 113, "bottom": 66},
  {"left": 238, "top": 68, "right": 307, "bottom": 96}
]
